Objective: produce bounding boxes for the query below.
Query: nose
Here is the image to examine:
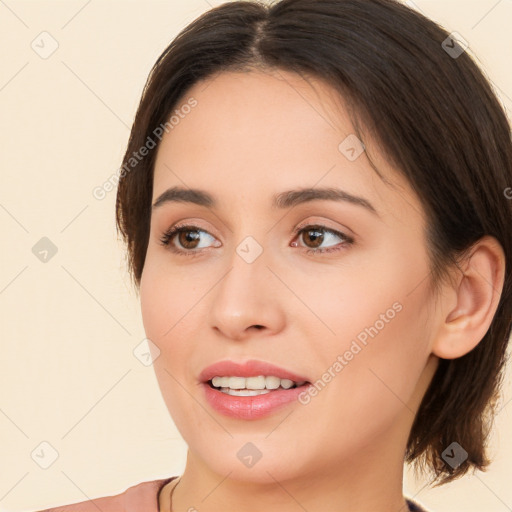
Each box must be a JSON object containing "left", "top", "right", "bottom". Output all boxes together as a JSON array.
[{"left": 208, "top": 247, "right": 286, "bottom": 341}]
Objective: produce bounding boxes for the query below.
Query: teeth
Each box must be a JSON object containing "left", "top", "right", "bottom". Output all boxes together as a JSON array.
[
  {"left": 265, "top": 376, "right": 281, "bottom": 389},
  {"left": 210, "top": 375, "right": 306, "bottom": 391},
  {"left": 219, "top": 388, "right": 272, "bottom": 396}
]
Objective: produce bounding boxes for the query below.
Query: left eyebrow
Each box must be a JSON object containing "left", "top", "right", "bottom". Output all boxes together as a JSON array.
[
  {"left": 152, "top": 185, "right": 379, "bottom": 217},
  {"left": 272, "top": 187, "right": 379, "bottom": 216}
]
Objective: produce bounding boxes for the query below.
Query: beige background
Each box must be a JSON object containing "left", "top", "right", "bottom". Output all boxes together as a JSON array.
[{"left": 1, "top": 1, "right": 511, "bottom": 511}]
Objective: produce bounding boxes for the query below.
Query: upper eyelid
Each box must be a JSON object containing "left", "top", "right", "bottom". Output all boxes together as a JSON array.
[
  {"left": 164, "top": 222, "right": 351, "bottom": 244},
  {"left": 167, "top": 222, "right": 344, "bottom": 234}
]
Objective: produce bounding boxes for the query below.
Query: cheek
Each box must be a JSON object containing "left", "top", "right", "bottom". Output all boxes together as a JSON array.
[
  {"left": 140, "top": 259, "right": 202, "bottom": 428},
  {"left": 298, "top": 245, "right": 433, "bottom": 414},
  {"left": 139, "top": 252, "right": 196, "bottom": 345},
  {"left": 139, "top": 253, "right": 205, "bottom": 406},
  {"left": 297, "top": 297, "right": 432, "bottom": 455},
  {"left": 139, "top": 265, "right": 167, "bottom": 344}
]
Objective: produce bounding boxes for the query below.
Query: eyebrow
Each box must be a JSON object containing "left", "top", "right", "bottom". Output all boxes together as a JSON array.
[{"left": 152, "top": 186, "right": 378, "bottom": 216}]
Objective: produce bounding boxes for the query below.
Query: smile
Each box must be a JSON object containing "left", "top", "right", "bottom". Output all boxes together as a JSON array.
[{"left": 209, "top": 375, "right": 307, "bottom": 395}]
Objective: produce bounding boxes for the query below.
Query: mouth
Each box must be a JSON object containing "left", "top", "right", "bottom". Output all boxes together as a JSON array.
[
  {"left": 206, "top": 375, "right": 310, "bottom": 396},
  {"left": 198, "top": 360, "right": 312, "bottom": 419}
]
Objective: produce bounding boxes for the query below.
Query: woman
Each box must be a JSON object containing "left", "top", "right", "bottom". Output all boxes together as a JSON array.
[{"left": 38, "top": 0, "right": 511, "bottom": 510}]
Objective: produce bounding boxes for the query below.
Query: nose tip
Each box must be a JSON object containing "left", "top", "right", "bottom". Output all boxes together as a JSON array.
[
  {"left": 208, "top": 251, "right": 286, "bottom": 341},
  {"left": 218, "top": 323, "right": 265, "bottom": 341}
]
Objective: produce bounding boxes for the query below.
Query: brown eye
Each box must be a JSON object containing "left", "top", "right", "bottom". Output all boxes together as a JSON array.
[
  {"left": 301, "top": 227, "right": 325, "bottom": 249},
  {"left": 159, "top": 225, "right": 219, "bottom": 256},
  {"left": 177, "top": 229, "right": 201, "bottom": 249},
  {"left": 293, "top": 224, "right": 354, "bottom": 255}
]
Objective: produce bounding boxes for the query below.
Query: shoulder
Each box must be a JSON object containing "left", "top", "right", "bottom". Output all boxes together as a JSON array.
[{"left": 33, "top": 476, "right": 177, "bottom": 512}]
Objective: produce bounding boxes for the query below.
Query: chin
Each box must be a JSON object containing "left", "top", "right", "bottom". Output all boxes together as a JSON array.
[{"left": 184, "top": 431, "right": 318, "bottom": 484}]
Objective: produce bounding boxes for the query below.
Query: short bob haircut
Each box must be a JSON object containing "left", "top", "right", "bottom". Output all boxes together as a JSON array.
[{"left": 116, "top": 0, "right": 512, "bottom": 486}]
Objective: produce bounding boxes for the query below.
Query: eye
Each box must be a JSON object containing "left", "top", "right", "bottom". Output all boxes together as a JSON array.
[
  {"left": 158, "top": 222, "right": 354, "bottom": 257},
  {"left": 291, "top": 224, "right": 354, "bottom": 255},
  {"left": 159, "top": 224, "right": 219, "bottom": 257}
]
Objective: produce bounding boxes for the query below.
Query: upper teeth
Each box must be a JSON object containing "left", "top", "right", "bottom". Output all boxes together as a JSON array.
[{"left": 211, "top": 375, "right": 306, "bottom": 390}]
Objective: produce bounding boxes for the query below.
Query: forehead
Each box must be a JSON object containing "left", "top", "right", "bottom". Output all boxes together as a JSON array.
[
  {"left": 152, "top": 69, "right": 419, "bottom": 222},
  {"left": 156, "top": 69, "right": 355, "bottom": 173}
]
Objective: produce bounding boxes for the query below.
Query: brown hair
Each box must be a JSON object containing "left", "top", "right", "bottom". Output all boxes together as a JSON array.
[{"left": 115, "top": 0, "right": 512, "bottom": 486}]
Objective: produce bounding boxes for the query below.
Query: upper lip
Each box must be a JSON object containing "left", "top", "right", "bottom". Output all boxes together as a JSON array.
[{"left": 199, "top": 359, "right": 310, "bottom": 383}]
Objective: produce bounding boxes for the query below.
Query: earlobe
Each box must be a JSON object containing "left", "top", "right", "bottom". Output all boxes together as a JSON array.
[{"left": 432, "top": 236, "right": 506, "bottom": 360}]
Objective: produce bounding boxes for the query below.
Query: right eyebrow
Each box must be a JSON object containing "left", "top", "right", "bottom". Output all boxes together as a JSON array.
[{"left": 152, "top": 187, "right": 214, "bottom": 209}]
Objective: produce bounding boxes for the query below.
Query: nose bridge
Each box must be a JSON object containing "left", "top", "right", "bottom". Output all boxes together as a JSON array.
[
  {"left": 208, "top": 231, "right": 284, "bottom": 339},
  {"left": 215, "top": 234, "right": 268, "bottom": 312}
]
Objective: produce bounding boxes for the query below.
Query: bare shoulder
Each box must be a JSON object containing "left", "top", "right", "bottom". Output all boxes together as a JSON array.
[{"left": 31, "top": 477, "right": 175, "bottom": 512}]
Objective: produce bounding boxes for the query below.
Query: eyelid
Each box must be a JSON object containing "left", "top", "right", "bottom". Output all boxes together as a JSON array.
[
  {"left": 293, "top": 217, "right": 356, "bottom": 240},
  {"left": 159, "top": 222, "right": 219, "bottom": 250},
  {"left": 158, "top": 218, "right": 218, "bottom": 241},
  {"left": 159, "top": 218, "right": 355, "bottom": 256},
  {"left": 292, "top": 223, "right": 354, "bottom": 251}
]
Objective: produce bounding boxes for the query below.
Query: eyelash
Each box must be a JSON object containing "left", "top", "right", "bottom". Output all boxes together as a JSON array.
[{"left": 158, "top": 223, "right": 355, "bottom": 257}]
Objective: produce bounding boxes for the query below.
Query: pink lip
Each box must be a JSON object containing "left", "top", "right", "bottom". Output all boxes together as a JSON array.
[
  {"left": 198, "top": 359, "right": 309, "bottom": 383},
  {"left": 199, "top": 359, "right": 312, "bottom": 420}
]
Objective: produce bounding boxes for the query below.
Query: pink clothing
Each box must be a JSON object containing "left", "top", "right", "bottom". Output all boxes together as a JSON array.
[{"left": 35, "top": 476, "right": 177, "bottom": 512}]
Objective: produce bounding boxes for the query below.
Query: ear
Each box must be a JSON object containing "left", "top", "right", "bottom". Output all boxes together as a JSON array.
[{"left": 431, "top": 236, "right": 506, "bottom": 359}]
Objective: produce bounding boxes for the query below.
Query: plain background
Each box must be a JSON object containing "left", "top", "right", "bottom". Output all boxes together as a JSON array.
[{"left": 1, "top": 1, "right": 511, "bottom": 511}]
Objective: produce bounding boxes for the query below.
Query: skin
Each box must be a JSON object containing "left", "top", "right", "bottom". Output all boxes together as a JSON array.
[{"left": 138, "top": 69, "right": 505, "bottom": 512}]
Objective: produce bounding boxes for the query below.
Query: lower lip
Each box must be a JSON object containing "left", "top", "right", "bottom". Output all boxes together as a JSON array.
[{"left": 202, "top": 382, "right": 311, "bottom": 420}]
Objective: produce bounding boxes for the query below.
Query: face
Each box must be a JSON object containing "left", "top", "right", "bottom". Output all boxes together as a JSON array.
[{"left": 140, "top": 69, "right": 439, "bottom": 484}]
